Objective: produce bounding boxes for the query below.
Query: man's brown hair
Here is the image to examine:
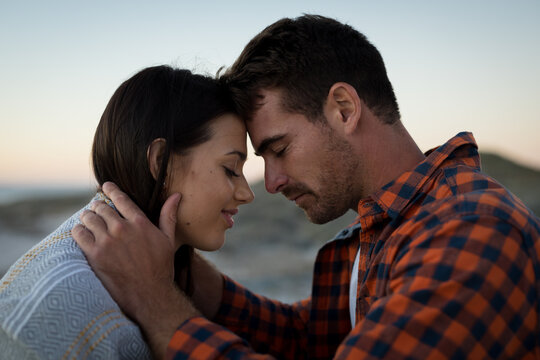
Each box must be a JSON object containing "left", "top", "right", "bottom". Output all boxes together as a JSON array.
[{"left": 222, "top": 14, "right": 400, "bottom": 124}]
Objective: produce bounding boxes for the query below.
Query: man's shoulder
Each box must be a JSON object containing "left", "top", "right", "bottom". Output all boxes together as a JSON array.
[
  {"left": 438, "top": 162, "right": 503, "bottom": 193},
  {"left": 411, "top": 177, "right": 539, "bottom": 236},
  {"left": 387, "top": 186, "right": 539, "bottom": 271}
]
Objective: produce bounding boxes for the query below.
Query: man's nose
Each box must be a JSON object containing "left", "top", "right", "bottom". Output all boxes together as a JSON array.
[{"left": 264, "top": 163, "right": 288, "bottom": 194}]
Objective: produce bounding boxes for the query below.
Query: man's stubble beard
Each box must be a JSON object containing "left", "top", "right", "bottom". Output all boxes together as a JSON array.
[{"left": 303, "top": 127, "right": 361, "bottom": 225}]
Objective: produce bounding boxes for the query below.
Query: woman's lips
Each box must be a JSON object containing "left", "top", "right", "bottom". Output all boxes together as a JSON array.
[{"left": 221, "top": 209, "right": 238, "bottom": 228}]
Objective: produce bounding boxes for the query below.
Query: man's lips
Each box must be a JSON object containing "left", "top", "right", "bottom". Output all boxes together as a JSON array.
[
  {"left": 287, "top": 193, "right": 305, "bottom": 203},
  {"left": 283, "top": 185, "right": 313, "bottom": 205}
]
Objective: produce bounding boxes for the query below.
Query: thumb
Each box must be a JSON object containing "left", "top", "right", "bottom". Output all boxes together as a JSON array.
[{"left": 159, "top": 193, "right": 181, "bottom": 243}]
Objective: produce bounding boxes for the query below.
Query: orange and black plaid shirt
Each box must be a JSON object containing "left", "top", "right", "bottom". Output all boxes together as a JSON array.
[{"left": 166, "top": 132, "right": 540, "bottom": 359}]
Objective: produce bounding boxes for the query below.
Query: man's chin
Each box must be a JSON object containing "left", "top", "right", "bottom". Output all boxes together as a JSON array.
[
  {"left": 303, "top": 206, "right": 345, "bottom": 225},
  {"left": 291, "top": 194, "right": 347, "bottom": 224}
]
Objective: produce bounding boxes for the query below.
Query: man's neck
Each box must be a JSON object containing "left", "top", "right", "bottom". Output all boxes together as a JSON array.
[{"left": 357, "top": 121, "right": 425, "bottom": 198}]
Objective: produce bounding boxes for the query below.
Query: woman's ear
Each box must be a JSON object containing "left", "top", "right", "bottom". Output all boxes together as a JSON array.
[
  {"left": 147, "top": 138, "right": 167, "bottom": 181},
  {"left": 324, "top": 82, "right": 361, "bottom": 136}
]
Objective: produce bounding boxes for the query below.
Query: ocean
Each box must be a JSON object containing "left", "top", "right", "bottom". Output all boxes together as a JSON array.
[
  {"left": 0, "top": 185, "right": 93, "bottom": 275},
  {"left": 0, "top": 185, "right": 317, "bottom": 303}
]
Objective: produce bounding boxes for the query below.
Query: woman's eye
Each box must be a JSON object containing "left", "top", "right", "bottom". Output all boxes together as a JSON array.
[{"left": 224, "top": 167, "right": 239, "bottom": 178}]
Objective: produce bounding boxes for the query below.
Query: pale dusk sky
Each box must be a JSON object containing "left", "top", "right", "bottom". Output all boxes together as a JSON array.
[{"left": 1, "top": 1, "right": 539, "bottom": 188}]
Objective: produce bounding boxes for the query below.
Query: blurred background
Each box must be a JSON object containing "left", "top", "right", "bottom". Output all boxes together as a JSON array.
[{"left": 1, "top": 0, "right": 539, "bottom": 302}]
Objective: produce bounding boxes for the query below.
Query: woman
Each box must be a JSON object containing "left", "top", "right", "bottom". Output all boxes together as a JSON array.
[{"left": 0, "top": 65, "right": 254, "bottom": 359}]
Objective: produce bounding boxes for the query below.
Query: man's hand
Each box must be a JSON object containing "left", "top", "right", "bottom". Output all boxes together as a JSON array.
[{"left": 72, "top": 182, "right": 199, "bottom": 358}]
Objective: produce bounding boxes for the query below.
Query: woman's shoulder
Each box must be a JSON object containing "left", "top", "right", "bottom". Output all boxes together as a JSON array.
[
  {"left": 0, "top": 193, "right": 151, "bottom": 359},
  {"left": 0, "top": 192, "right": 118, "bottom": 292},
  {"left": 0, "top": 197, "right": 93, "bottom": 293}
]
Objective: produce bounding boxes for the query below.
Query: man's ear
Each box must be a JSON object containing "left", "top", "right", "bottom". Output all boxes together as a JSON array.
[
  {"left": 147, "top": 138, "right": 167, "bottom": 181},
  {"left": 324, "top": 82, "right": 361, "bottom": 136}
]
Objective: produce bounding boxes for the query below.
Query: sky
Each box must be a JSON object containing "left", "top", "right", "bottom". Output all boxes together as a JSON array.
[{"left": 1, "top": 0, "right": 539, "bottom": 188}]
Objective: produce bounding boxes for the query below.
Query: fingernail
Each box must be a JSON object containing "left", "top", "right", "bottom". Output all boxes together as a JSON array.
[
  {"left": 102, "top": 182, "right": 111, "bottom": 193},
  {"left": 80, "top": 209, "right": 93, "bottom": 219}
]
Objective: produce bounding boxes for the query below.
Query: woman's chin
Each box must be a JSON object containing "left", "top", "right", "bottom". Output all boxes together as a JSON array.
[
  {"left": 193, "top": 236, "right": 226, "bottom": 252},
  {"left": 174, "top": 231, "right": 226, "bottom": 252}
]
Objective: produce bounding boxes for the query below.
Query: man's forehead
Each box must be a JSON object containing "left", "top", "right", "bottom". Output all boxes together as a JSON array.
[
  {"left": 247, "top": 91, "right": 280, "bottom": 126},
  {"left": 253, "top": 92, "right": 269, "bottom": 109},
  {"left": 254, "top": 88, "right": 286, "bottom": 112},
  {"left": 246, "top": 113, "right": 273, "bottom": 148},
  {"left": 247, "top": 118, "right": 284, "bottom": 154},
  {"left": 246, "top": 88, "right": 298, "bottom": 149}
]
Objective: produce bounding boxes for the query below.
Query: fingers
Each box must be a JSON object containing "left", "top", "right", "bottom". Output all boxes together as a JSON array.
[
  {"left": 78, "top": 209, "right": 109, "bottom": 240},
  {"left": 159, "top": 193, "right": 181, "bottom": 242},
  {"left": 91, "top": 200, "right": 123, "bottom": 232},
  {"left": 72, "top": 224, "right": 95, "bottom": 253},
  {"left": 102, "top": 182, "right": 146, "bottom": 221}
]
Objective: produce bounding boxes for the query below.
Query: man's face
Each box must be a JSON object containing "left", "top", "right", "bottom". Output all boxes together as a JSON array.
[{"left": 247, "top": 89, "right": 360, "bottom": 224}]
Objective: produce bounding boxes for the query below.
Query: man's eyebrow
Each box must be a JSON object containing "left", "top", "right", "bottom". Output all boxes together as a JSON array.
[
  {"left": 255, "top": 135, "right": 286, "bottom": 156},
  {"left": 226, "top": 150, "right": 247, "bottom": 161}
]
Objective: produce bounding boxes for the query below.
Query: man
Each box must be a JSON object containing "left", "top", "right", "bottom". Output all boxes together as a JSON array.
[{"left": 73, "top": 15, "right": 540, "bottom": 359}]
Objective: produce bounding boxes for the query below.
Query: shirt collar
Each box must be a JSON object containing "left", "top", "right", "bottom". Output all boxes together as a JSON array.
[
  {"left": 329, "top": 221, "right": 363, "bottom": 243},
  {"left": 360, "top": 132, "right": 480, "bottom": 220}
]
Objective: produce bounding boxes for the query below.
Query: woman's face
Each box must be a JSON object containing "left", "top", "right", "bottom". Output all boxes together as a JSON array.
[{"left": 166, "top": 113, "right": 254, "bottom": 251}]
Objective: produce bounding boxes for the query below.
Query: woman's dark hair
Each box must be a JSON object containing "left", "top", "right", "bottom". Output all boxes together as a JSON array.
[
  {"left": 222, "top": 14, "right": 400, "bottom": 125},
  {"left": 92, "top": 65, "right": 235, "bottom": 293}
]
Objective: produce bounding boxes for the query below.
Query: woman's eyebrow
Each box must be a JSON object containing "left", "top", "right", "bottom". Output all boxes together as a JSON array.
[{"left": 226, "top": 150, "right": 247, "bottom": 161}]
